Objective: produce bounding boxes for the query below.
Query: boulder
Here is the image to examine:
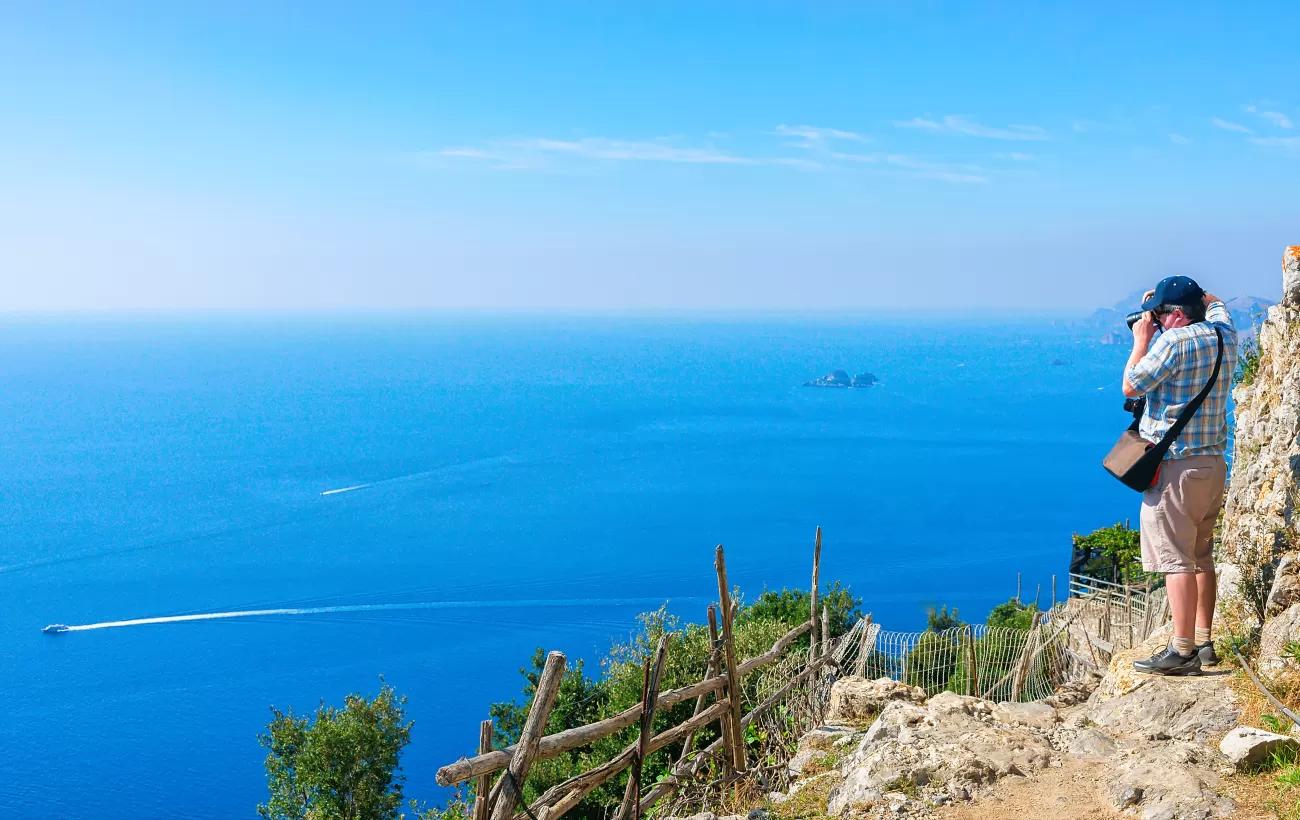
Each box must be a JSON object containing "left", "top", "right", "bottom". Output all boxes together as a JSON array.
[
  {"left": 826, "top": 692, "right": 1053, "bottom": 815},
  {"left": 1086, "top": 676, "right": 1240, "bottom": 743},
  {"left": 1266, "top": 553, "right": 1300, "bottom": 617},
  {"left": 1220, "top": 726, "right": 1299, "bottom": 769},
  {"left": 826, "top": 676, "right": 927, "bottom": 724},
  {"left": 1259, "top": 602, "right": 1300, "bottom": 672},
  {"left": 1067, "top": 728, "right": 1118, "bottom": 761},
  {"left": 1102, "top": 740, "right": 1235, "bottom": 818},
  {"left": 991, "top": 701, "right": 1058, "bottom": 731}
]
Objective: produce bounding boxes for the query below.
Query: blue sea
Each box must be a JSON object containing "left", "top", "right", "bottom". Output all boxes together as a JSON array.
[{"left": 0, "top": 315, "right": 1137, "bottom": 819}]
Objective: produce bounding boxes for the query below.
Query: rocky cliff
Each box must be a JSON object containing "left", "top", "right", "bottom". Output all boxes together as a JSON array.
[{"left": 1221, "top": 246, "right": 1300, "bottom": 669}]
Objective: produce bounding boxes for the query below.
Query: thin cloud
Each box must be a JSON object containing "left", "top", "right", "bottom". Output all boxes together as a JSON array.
[
  {"left": 895, "top": 115, "right": 1048, "bottom": 141},
  {"left": 425, "top": 129, "right": 986, "bottom": 182},
  {"left": 1248, "top": 136, "right": 1300, "bottom": 156},
  {"left": 830, "top": 151, "right": 987, "bottom": 183},
  {"left": 526, "top": 138, "right": 752, "bottom": 164},
  {"left": 1244, "top": 105, "right": 1293, "bottom": 129},
  {"left": 1211, "top": 118, "right": 1253, "bottom": 134},
  {"left": 1168, "top": 133, "right": 1191, "bottom": 145},
  {"left": 774, "top": 124, "right": 869, "bottom": 149},
  {"left": 427, "top": 137, "right": 761, "bottom": 169},
  {"left": 994, "top": 152, "right": 1036, "bottom": 161}
]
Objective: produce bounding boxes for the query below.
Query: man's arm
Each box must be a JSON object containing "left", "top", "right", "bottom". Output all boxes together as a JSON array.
[
  {"left": 1123, "top": 301, "right": 1164, "bottom": 400},
  {"left": 1203, "top": 292, "right": 1235, "bottom": 331}
]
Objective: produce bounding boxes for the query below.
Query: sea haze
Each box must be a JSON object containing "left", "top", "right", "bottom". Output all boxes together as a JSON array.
[{"left": 0, "top": 315, "right": 1138, "bottom": 819}]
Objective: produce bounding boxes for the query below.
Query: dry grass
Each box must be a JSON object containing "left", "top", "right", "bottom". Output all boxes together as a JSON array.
[{"left": 765, "top": 773, "right": 838, "bottom": 820}]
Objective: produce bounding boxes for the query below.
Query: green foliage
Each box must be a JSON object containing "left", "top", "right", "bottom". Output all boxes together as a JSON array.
[
  {"left": 925, "top": 605, "right": 964, "bottom": 632},
  {"left": 1073, "top": 522, "right": 1149, "bottom": 583},
  {"left": 1263, "top": 714, "right": 1288, "bottom": 734},
  {"left": 258, "top": 680, "right": 414, "bottom": 820},
  {"left": 486, "top": 584, "right": 862, "bottom": 820},
  {"left": 1236, "top": 334, "right": 1261, "bottom": 387},
  {"left": 740, "top": 582, "right": 863, "bottom": 638},
  {"left": 986, "top": 599, "right": 1036, "bottom": 630}
]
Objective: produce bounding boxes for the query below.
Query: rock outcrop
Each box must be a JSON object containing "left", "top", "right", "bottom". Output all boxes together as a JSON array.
[
  {"left": 802, "top": 370, "right": 877, "bottom": 388},
  {"left": 1221, "top": 246, "right": 1300, "bottom": 667},
  {"left": 826, "top": 677, "right": 927, "bottom": 724},
  {"left": 769, "top": 630, "right": 1242, "bottom": 820}
]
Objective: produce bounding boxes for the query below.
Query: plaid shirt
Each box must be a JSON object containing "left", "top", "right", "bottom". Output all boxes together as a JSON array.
[{"left": 1124, "top": 302, "right": 1237, "bottom": 458}]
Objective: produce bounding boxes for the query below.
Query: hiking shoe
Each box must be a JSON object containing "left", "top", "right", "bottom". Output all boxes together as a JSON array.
[
  {"left": 1133, "top": 646, "right": 1202, "bottom": 676},
  {"left": 1196, "top": 641, "right": 1220, "bottom": 666}
]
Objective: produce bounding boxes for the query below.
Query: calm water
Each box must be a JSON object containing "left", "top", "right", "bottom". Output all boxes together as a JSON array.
[{"left": 0, "top": 315, "right": 1137, "bottom": 819}]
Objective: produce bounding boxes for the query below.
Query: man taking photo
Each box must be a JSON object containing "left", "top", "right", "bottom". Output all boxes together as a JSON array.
[{"left": 1121, "top": 276, "right": 1238, "bottom": 675}]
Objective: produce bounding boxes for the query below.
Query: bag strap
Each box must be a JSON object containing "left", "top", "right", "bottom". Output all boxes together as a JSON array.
[{"left": 1146, "top": 326, "right": 1224, "bottom": 457}]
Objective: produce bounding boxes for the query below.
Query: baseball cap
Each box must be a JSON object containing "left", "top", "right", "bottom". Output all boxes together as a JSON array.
[{"left": 1141, "top": 275, "right": 1205, "bottom": 311}]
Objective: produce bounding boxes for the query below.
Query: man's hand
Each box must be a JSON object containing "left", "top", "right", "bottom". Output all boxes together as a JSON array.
[
  {"left": 1143, "top": 289, "right": 1156, "bottom": 304},
  {"left": 1202, "top": 291, "right": 1221, "bottom": 306},
  {"left": 1132, "top": 311, "right": 1157, "bottom": 350}
]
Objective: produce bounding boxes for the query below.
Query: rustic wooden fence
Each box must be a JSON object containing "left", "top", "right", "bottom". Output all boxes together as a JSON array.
[
  {"left": 435, "top": 543, "right": 1170, "bottom": 820},
  {"left": 436, "top": 531, "right": 837, "bottom": 820}
]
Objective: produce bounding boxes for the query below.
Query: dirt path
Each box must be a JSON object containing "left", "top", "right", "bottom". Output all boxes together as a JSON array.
[{"left": 933, "top": 759, "right": 1123, "bottom": 820}]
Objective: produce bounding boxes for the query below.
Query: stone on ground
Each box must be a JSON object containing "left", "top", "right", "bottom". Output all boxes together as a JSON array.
[
  {"left": 1220, "top": 725, "right": 1299, "bottom": 769},
  {"left": 826, "top": 676, "right": 927, "bottom": 724}
]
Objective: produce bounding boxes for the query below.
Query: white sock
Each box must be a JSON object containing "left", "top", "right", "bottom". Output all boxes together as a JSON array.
[
  {"left": 1172, "top": 636, "right": 1196, "bottom": 656},
  {"left": 1195, "top": 626, "right": 1211, "bottom": 645}
]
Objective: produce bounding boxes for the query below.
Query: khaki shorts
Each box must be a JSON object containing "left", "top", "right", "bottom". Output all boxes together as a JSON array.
[{"left": 1140, "top": 454, "right": 1227, "bottom": 574}]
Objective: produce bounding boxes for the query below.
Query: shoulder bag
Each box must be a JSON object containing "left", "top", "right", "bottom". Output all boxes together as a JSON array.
[{"left": 1103, "top": 326, "right": 1224, "bottom": 492}]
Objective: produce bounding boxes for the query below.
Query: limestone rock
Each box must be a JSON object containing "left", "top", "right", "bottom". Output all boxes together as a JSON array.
[
  {"left": 1220, "top": 247, "right": 1300, "bottom": 609},
  {"left": 826, "top": 676, "right": 927, "bottom": 724},
  {"left": 1067, "top": 728, "right": 1118, "bottom": 761},
  {"left": 991, "top": 701, "right": 1058, "bottom": 731},
  {"left": 1220, "top": 725, "right": 1298, "bottom": 769},
  {"left": 1259, "top": 602, "right": 1300, "bottom": 673},
  {"left": 1103, "top": 741, "right": 1235, "bottom": 818},
  {"left": 788, "top": 725, "right": 856, "bottom": 776},
  {"left": 825, "top": 692, "right": 1052, "bottom": 816},
  {"left": 1266, "top": 554, "right": 1300, "bottom": 617},
  {"left": 1086, "top": 675, "right": 1240, "bottom": 743},
  {"left": 1285, "top": 245, "right": 1300, "bottom": 307}
]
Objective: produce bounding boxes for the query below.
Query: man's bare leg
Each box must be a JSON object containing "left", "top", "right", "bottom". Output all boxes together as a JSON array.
[
  {"left": 1195, "top": 568, "right": 1216, "bottom": 646},
  {"left": 1165, "top": 572, "right": 1198, "bottom": 655}
]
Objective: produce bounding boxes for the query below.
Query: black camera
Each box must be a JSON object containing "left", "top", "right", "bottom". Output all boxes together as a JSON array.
[
  {"left": 1123, "top": 396, "right": 1146, "bottom": 418},
  {"left": 1125, "top": 310, "right": 1158, "bottom": 330}
]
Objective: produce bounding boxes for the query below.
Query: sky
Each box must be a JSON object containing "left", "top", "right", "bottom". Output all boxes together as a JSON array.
[{"left": 1, "top": 2, "right": 1297, "bottom": 312}]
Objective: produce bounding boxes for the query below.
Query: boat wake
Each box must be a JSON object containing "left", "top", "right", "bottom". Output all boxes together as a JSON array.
[{"left": 53, "top": 596, "right": 691, "bottom": 633}]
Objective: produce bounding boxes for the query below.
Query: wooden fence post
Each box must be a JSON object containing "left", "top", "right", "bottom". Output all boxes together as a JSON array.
[
  {"left": 473, "top": 720, "right": 493, "bottom": 820},
  {"left": 1051, "top": 575, "right": 1057, "bottom": 609},
  {"left": 809, "top": 527, "right": 822, "bottom": 662},
  {"left": 821, "top": 606, "right": 831, "bottom": 660},
  {"left": 714, "top": 545, "right": 747, "bottom": 773},
  {"left": 1010, "top": 612, "right": 1043, "bottom": 702},
  {"left": 855, "top": 613, "right": 873, "bottom": 677},
  {"left": 678, "top": 605, "right": 719, "bottom": 764},
  {"left": 965, "top": 626, "right": 977, "bottom": 697},
  {"left": 1016, "top": 573, "right": 1021, "bottom": 603},
  {"left": 490, "top": 651, "right": 566, "bottom": 820},
  {"left": 1124, "top": 572, "right": 1135, "bottom": 649},
  {"left": 617, "top": 635, "right": 669, "bottom": 820}
]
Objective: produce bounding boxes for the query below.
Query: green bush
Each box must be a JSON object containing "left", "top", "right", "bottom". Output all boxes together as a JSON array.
[
  {"left": 1236, "top": 334, "right": 1261, "bottom": 387},
  {"left": 1072, "top": 522, "right": 1152, "bottom": 583},
  {"left": 259, "top": 680, "right": 421, "bottom": 820}
]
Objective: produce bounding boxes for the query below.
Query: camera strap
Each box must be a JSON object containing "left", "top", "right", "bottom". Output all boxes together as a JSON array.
[{"left": 1103, "top": 326, "right": 1223, "bottom": 492}]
